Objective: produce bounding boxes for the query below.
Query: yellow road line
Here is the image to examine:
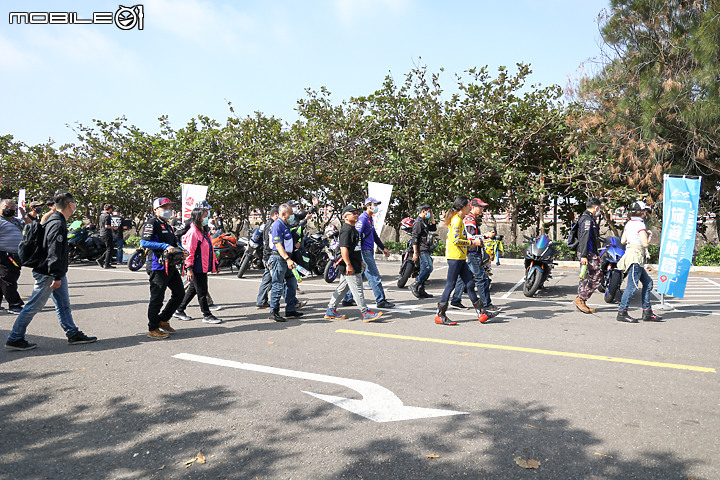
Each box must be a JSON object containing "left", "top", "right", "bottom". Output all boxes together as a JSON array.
[{"left": 336, "top": 329, "right": 716, "bottom": 373}]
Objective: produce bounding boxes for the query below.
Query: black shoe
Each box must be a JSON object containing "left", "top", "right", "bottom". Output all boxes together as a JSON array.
[
  {"left": 7, "top": 306, "right": 23, "bottom": 314},
  {"left": 5, "top": 338, "right": 37, "bottom": 351},
  {"left": 409, "top": 283, "right": 421, "bottom": 298},
  {"left": 449, "top": 301, "right": 467, "bottom": 310},
  {"left": 106, "top": 264, "right": 117, "bottom": 269},
  {"left": 641, "top": 309, "right": 664, "bottom": 322},
  {"left": 270, "top": 310, "right": 286, "bottom": 322},
  {"left": 419, "top": 286, "right": 433, "bottom": 298},
  {"left": 616, "top": 310, "right": 638, "bottom": 323},
  {"left": 376, "top": 300, "right": 395, "bottom": 309},
  {"left": 485, "top": 304, "right": 502, "bottom": 313},
  {"left": 96, "top": 259, "right": 103, "bottom": 267},
  {"left": 68, "top": 331, "right": 98, "bottom": 344},
  {"left": 285, "top": 311, "right": 303, "bottom": 318},
  {"left": 341, "top": 299, "right": 356, "bottom": 307}
]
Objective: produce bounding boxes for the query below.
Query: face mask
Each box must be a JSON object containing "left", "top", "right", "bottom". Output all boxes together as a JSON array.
[
  {"left": 34, "top": 207, "right": 42, "bottom": 214},
  {"left": 2, "top": 209, "right": 16, "bottom": 218},
  {"left": 288, "top": 215, "right": 295, "bottom": 223},
  {"left": 202, "top": 217, "right": 209, "bottom": 226},
  {"left": 371, "top": 206, "right": 378, "bottom": 214},
  {"left": 159, "top": 209, "right": 174, "bottom": 219}
]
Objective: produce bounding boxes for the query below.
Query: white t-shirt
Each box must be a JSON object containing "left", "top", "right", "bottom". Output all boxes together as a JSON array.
[{"left": 623, "top": 217, "right": 647, "bottom": 246}]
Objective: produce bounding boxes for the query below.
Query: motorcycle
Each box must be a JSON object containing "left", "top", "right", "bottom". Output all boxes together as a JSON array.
[
  {"left": 323, "top": 225, "right": 341, "bottom": 283},
  {"left": 301, "top": 231, "right": 330, "bottom": 276},
  {"left": 397, "top": 217, "right": 437, "bottom": 288},
  {"left": 523, "top": 234, "right": 559, "bottom": 297},
  {"left": 596, "top": 236, "right": 626, "bottom": 303},
  {"left": 212, "top": 232, "right": 246, "bottom": 270},
  {"left": 236, "top": 226, "right": 265, "bottom": 278},
  {"left": 127, "top": 247, "right": 150, "bottom": 271},
  {"left": 68, "top": 221, "right": 106, "bottom": 263}
]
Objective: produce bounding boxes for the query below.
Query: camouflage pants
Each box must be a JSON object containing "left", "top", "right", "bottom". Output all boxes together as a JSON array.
[{"left": 577, "top": 252, "right": 602, "bottom": 300}]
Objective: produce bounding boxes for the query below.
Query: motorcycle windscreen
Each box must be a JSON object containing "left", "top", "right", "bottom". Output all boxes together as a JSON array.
[{"left": 535, "top": 234, "right": 550, "bottom": 250}]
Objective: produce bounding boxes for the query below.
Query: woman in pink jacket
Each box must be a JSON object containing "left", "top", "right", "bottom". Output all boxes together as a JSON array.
[{"left": 180, "top": 207, "right": 222, "bottom": 324}]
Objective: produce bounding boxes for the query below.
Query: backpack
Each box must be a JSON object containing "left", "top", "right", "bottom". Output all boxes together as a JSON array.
[
  {"left": 566, "top": 219, "right": 580, "bottom": 252},
  {"left": 18, "top": 221, "right": 46, "bottom": 268}
]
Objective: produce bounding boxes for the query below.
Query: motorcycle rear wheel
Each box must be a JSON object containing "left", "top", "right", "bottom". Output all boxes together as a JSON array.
[
  {"left": 323, "top": 260, "right": 338, "bottom": 283},
  {"left": 127, "top": 250, "right": 146, "bottom": 271},
  {"left": 523, "top": 268, "right": 544, "bottom": 297},
  {"left": 397, "top": 260, "right": 414, "bottom": 288},
  {"left": 605, "top": 270, "right": 622, "bottom": 303}
]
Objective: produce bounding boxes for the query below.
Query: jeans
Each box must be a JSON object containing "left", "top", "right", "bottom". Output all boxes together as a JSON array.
[
  {"left": 256, "top": 263, "right": 272, "bottom": 306},
  {"left": 7, "top": 272, "right": 78, "bottom": 342},
  {"left": 441, "top": 259, "right": 478, "bottom": 304},
  {"left": 329, "top": 273, "right": 368, "bottom": 312},
  {"left": 361, "top": 250, "right": 385, "bottom": 304},
  {"left": 148, "top": 267, "right": 184, "bottom": 331},
  {"left": 619, "top": 264, "right": 652, "bottom": 311},
  {"left": 466, "top": 253, "right": 491, "bottom": 307},
  {"left": 269, "top": 255, "right": 297, "bottom": 314},
  {"left": 115, "top": 236, "right": 124, "bottom": 263},
  {"left": 417, "top": 252, "right": 433, "bottom": 286}
]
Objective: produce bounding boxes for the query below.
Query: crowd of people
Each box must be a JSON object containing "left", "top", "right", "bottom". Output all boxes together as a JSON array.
[{"left": 2, "top": 191, "right": 664, "bottom": 351}]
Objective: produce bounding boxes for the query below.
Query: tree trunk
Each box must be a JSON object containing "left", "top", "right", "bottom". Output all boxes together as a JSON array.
[{"left": 508, "top": 192, "right": 519, "bottom": 246}]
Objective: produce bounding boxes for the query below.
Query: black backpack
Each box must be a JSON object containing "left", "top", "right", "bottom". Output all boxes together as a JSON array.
[
  {"left": 18, "top": 221, "right": 46, "bottom": 268},
  {"left": 566, "top": 218, "right": 580, "bottom": 252}
]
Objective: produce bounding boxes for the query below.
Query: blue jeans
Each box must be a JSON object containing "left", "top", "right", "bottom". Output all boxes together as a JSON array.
[
  {"left": 115, "top": 236, "right": 124, "bottom": 263},
  {"left": 417, "top": 252, "right": 433, "bottom": 285},
  {"left": 268, "top": 255, "right": 297, "bottom": 314},
  {"left": 441, "top": 259, "right": 478, "bottom": 304},
  {"left": 7, "top": 272, "right": 78, "bottom": 342},
  {"left": 619, "top": 264, "right": 652, "bottom": 311},
  {"left": 256, "top": 264, "right": 272, "bottom": 306},
  {"left": 466, "top": 253, "right": 491, "bottom": 307},
  {"left": 344, "top": 250, "right": 386, "bottom": 305}
]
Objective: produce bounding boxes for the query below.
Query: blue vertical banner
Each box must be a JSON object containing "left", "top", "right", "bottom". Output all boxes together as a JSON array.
[{"left": 657, "top": 175, "right": 701, "bottom": 298}]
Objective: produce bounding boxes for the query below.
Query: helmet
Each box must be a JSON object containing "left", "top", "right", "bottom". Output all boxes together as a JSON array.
[
  {"left": 194, "top": 200, "right": 212, "bottom": 210},
  {"left": 400, "top": 217, "right": 415, "bottom": 231},
  {"left": 324, "top": 224, "right": 338, "bottom": 237}
]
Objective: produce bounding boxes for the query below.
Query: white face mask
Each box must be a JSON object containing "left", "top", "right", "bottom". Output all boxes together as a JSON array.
[
  {"left": 371, "top": 206, "right": 379, "bottom": 214},
  {"left": 159, "top": 209, "right": 174, "bottom": 219}
]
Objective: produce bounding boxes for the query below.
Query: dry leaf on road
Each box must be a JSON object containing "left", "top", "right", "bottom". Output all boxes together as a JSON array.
[
  {"left": 426, "top": 454, "right": 440, "bottom": 459},
  {"left": 514, "top": 456, "right": 541, "bottom": 469}
]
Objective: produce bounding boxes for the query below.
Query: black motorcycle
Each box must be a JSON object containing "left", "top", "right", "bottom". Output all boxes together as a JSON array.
[
  {"left": 237, "top": 226, "right": 265, "bottom": 278},
  {"left": 523, "top": 234, "right": 558, "bottom": 297},
  {"left": 293, "top": 231, "right": 329, "bottom": 277},
  {"left": 397, "top": 217, "right": 437, "bottom": 288},
  {"left": 127, "top": 247, "right": 149, "bottom": 271},
  {"left": 323, "top": 226, "right": 341, "bottom": 283},
  {"left": 67, "top": 221, "right": 106, "bottom": 263}
]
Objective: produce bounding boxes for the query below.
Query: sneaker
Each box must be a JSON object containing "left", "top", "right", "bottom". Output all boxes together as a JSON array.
[
  {"left": 68, "top": 331, "right": 98, "bottom": 344},
  {"left": 449, "top": 301, "right": 467, "bottom": 310},
  {"left": 147, "top": 329, "right": 169, "bottom": 339},
  {"left": 616, "top": 309, "right": 638, "bottom": 323},
  {"left": 270, "top": 310, "right": 286, "bottom": 322},
  {"left": 172, "top": 310, "right": 193, "bottom": 321},
  {"left": 295, "top": 300, "right": 308, "bottom": 309},
  {"left": 324, "top": 308, "right": 346, "bottom": 320},
  {"left": 296, "top": 287, "right": 304, "bottom": 295},
  {"left": 7, "top": 306, "right": 23, "bottom": 314},
  {"left": 362, "top": 310, "right": 383, "bottom": 322},
  {"left": 202, "top": 314, "right": 222, "bottom": 324},
  {"left": 105, "top": 265, "right": 117, "bottom": 269},
  {"left": 376, "top": 300, "right": 395, "bottom": 309},
  {"left": 159, "top": 321, "right": 176, "bottom": 333},
  {"left": 256, "top": 302, "right": 270, "bottom": 309},
  {"left": 208, "top": 304, "right": 222, "bottom": 312},
  {"left": 5, "top": 338, "right": 37, "bottom": 351},
  {"left": 485, "top": 304, "right": 502, "bottom": 313},
  {"left": 96, "top": 259, "right": 103, "bottom": 267},
  {"left": 341, "top": 299, "right": 356, "bottom": 307}
]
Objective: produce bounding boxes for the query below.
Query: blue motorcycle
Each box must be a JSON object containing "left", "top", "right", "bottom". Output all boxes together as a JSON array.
[
  {"left": 523, "top": 234, "right": 559, "bottom": 297},
  {"left": 597, "top": 237, "right": 625, "bottom": 303}
]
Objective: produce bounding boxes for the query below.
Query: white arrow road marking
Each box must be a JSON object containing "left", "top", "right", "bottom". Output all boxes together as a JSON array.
[{"left": 173, "top": 353, "right": 468, "bottom": 423}]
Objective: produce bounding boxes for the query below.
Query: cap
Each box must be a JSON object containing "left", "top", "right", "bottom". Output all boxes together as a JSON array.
[
  {"left": 194, "top": 200, "right": 212, "bottom": 210},
  {"left": 342, "top": 204, "right": 361, "bottom": 215},
  {"left": 28, "top": 201, "right": 42, "bottom": 208},
  {"left": 471, "top": 198, "right": 488, "bottom": 207},
  {"left": 152, "top": 197, "right": 176, "bottom": 209},
  {"left": 417, "top": 203, "right": 431, "bottom": 212},
  {"left": 631, "top": 201, "right": 651, "bottom": 211},
  {"left": 365, "top": 196, "right": 381, "bottom": 205},
  {"left": 285, "top": 200, "right": 298, "bottom": 206}
]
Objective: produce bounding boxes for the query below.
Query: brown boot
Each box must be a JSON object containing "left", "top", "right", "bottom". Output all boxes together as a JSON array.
[
  {"left": 159, "top": 321, "right": 176, "bottom": 333},
  {"left": 574, "top": 296, "right": 595, "bottom": 314},
  {"left": 147, "top": 329, "right": 169, "bottom": 339}
]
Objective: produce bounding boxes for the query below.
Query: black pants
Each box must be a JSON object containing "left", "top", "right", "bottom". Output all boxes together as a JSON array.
[
  {"left": 101, "top": 232, "right": 115, "bottom": 268},
  {"left": 0, "top": 254, "right": 23, "bottom": 308},
  {"left": 178, "top": 272, "right": 210, "bottom": 316},
  {"left": 147, "top": 267, "right": 184, "bottom": 331}
]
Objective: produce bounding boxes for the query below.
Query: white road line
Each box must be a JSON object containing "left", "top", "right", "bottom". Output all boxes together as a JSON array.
[
  {"left": 703, "top": 277, "right": 720, "bottom": 287},
  {"left": 501, "top": 277, "right": 526, "bottom": 299}
]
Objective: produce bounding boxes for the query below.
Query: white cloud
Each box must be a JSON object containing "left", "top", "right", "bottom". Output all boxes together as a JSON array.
[{"left": 333, "top": 0, "right": 410, "bottom": 25}]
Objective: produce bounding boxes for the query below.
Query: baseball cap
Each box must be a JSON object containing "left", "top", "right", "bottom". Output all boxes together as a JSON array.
[
  {"left": 28, "top": 201, "right": 42, "bottom": 208},
  {"left": 152, "top": 197, "right": 176, "bottom": 209},
  {"left": 631, "top": 201, "right": 651, "bottom": 211},
  {"left": 285, "top": 200, "right": 298, "bottom": 206},
  {"left": 365, "top": 196, "right": 381, "bottom": 205},
  {"left": 342, "top": 204, "right": 361, "bottom": 215},
  {"left": 471, "top": 198, "right": 488, "bottom": 207},
  {"left": 417, "top": 203, "right": 431, "bottom": 212}
]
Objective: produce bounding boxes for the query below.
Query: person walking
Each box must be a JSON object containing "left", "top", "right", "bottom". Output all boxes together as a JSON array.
[
  {"left": 267, "top": 204, "right": 302, "bottom": 322},
  {"left": 256, "top": 206, "right": 279, "bottom": 309},
  {"left": 97, "top": 204, "right": 117, "bottom": 269},
  {"left": 409, "top": 203, "right": 436, "bottom": 299},
  {"left": 5, "top": 191, "right": 97, "bottom": 351},
  {"left": 140, "top": 197, "right": 186, "bottom": 339},
  {"left": 179, "top": 207, "right": 222, "bottom": 324},
  {"left": 462, "top": 198, "right": 501, "bottom": 314},
  {"left": 0, "top": 199, "right": 25, "bottom": 314},
  {"left": 574, "top": 197, "right": 604, "bottom": 314},
  {"left": 434, "top": 196, "right": 495, "bottom": 326},
  {"left": 111, "top": 208, "right": 126, "bottom": 264},
  {"left": 324, "top": 204, "right": 383, "bottom": 322},
  {"left": 616, "top": 201, "right": 664, "bottom": 323}
]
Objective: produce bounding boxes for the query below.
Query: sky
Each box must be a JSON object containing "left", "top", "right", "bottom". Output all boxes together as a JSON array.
[{"left": 0, "top": 0, "right": 610, "bottom": 147}]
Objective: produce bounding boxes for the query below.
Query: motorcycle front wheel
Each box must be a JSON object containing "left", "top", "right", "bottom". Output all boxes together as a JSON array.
[
  {"left": 523, "top": 268, "right": 544, "bottom": 297},
  {"left": 127, "top": 250, "right": 146, "bottom": 271},
  {"left": 397, "top": 260, "right": 414, "bottom": 288},
  {"left": 314, "top": 252, "right": 329, "bottom": 276},
  {"left": 323, "top": 260, "right": 338, "bottom": 283},
  {"left": 605, "top": 270, "right": 622, "bottom": 303},
  {"left": 236, "top": 253, "right": 252, "bottom": 278}
]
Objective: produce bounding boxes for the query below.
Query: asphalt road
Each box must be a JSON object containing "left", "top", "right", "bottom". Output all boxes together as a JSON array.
[{"left": 1, "top": 260, "right": 718, "bottom": 479}]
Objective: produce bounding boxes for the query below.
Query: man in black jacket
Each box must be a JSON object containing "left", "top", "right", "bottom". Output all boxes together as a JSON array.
[
  {"left": 574, "top": 197, "right": 603, "bottom": 314},
  {"left": 5, "top": 191, "right": 97, "bottom": 351},
  {"left": 409, "top": 204, "right": 436, "bottom": 299},
  {"left": 97, "top": 204, "right": 117, "bottom": 269}
]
